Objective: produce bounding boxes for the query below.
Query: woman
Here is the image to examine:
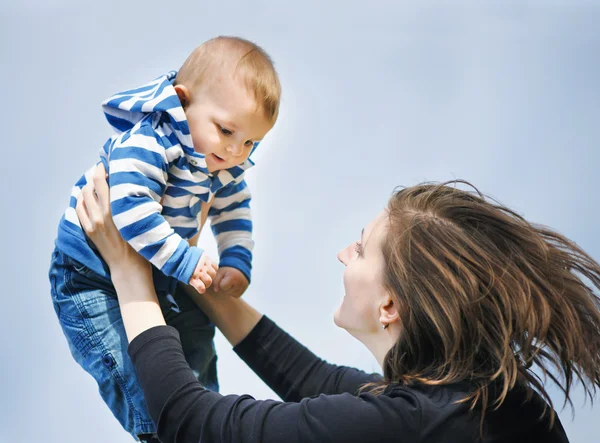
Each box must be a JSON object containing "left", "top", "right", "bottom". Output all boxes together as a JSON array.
[{"left": 76, "top": 165, "right": 600, "bottom": 442}]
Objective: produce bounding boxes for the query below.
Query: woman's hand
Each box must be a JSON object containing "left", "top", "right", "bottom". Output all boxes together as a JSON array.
[
  {"left": 75, "top": 163, "right": 164, "bottom": 342},
  {"left": 75, "top": 163, "right": 146, "bottom": 274},
  {"left": 76, "top": 162, "right": 261, "bottom": 344}
]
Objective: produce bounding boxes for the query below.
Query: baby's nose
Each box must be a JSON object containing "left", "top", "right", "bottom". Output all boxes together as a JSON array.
[{"left": 226, "top": 144, "right": 243, "bottom": 156}]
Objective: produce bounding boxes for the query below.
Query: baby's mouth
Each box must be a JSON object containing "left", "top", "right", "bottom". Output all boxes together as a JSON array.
[{"left": 212, "top": 154, "right": 226, "bottom": 163}]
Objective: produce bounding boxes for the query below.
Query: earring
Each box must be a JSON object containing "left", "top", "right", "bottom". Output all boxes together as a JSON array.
[{"left": 382, "top": 323, "right": 389, "bottom": 330}]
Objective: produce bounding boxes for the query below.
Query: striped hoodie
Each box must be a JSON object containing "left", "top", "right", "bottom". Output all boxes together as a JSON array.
[{"left": 55, "top": 71, "right": 255, "bottom": 285}]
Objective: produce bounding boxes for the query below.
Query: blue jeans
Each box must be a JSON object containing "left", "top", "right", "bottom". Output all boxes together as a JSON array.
[{"left": 48, "top": 248, "right": 218, "bottom": 440}]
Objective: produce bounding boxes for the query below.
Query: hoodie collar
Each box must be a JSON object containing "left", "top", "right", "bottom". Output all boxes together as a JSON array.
[{"left": 102, "top": 71, "right": 255, "bottom": 183}]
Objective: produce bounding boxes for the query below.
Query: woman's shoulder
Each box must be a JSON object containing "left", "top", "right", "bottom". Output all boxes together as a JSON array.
[
  {"left": 381, "top": 382, "right": 476, "bottom": 427},
  {"left": 378, "top": 382, "right": 569, "bottom": 442},
  {"left": 380, "top": 380, "right": 472, "bottom": 407}
]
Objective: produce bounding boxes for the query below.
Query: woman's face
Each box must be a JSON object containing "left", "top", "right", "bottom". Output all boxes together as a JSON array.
[{"left": 334, "top": 210, "right": 390, "bottom": 339}]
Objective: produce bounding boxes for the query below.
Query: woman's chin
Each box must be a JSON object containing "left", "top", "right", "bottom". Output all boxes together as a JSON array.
[
  {"left": 333, "top": 306, "right": 354, "bottom": 334},
  {"left": 333, "top": 305, "right": 347, "bottom": 330}
]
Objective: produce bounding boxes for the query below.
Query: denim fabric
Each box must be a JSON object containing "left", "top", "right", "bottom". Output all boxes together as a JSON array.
[{"left": 49, "top": 248, "right": 218, "bottom": 440}]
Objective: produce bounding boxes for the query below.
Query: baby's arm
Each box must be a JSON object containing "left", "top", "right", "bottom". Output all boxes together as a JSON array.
[
  {"left": 106, "top": 125, "right": 203, "bottom": 286},
  {"left": 209, "top": 178, "right": 253, "bottom": 295}
]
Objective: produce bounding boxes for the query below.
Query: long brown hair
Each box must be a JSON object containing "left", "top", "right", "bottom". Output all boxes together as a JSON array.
[{"left": 367, "top": 180, "right": 600, "bottom": 428}]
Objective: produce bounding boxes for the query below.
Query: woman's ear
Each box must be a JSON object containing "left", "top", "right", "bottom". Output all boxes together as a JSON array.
[
  {"left": 174, "top": 84, "right": 192, "bottom": 108},
  {"left": 379, "top": 294, "right": 400, "bottom": 327}
]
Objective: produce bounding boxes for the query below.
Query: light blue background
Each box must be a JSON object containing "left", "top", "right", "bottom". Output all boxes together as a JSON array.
[{"left": 1, "top": 1, "right": 598, "bottom": 442}]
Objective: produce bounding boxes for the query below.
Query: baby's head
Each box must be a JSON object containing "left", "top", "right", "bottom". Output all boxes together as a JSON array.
[{"left": 174, "top": 36, "right": 281, "bottom": 172}]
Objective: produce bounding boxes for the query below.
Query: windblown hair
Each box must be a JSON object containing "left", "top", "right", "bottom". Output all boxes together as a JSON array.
[
  {"left": 175, "top": 36, "right": 281, "bottom": 122},
  {"left": 366, "top": 180, "right": 600, "bottom": 428}
]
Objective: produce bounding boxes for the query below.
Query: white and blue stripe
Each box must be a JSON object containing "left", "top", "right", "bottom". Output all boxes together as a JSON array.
[{"left": 56, "top": 71, "right": 255, "bottom": 284}]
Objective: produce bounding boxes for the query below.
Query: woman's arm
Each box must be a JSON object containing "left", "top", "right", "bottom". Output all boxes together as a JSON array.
[
  {"left": 75, "top": 166, "right": 166, "bottom": 341},
  {"left": 111, "top": 260, "right": 167, "bottom": 342},
  {"left": 76, "top": 165, "right": 398, "bottom": 443},
  {"left": 181, "top": 283, "right": 263, "bottom": 346},
  {"left": 78, "top": 164, "right": 379, "bottom": 398},
  {"left": 183, "top": 282, "right": 381, "bottom": 401},
  {"left": 78, "top": 164, "right": 378, "bottom": 393},
  {"left": 128, "top": 325, "right": 420, "bottom": 443},
  {"left": 76, "top": 164, "right": 257, "bottom": 344}
]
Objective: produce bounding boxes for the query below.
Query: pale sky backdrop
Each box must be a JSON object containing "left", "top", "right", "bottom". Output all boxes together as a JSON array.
[{"left": 1, "top": 1, "right": 599, "bottom": 442}]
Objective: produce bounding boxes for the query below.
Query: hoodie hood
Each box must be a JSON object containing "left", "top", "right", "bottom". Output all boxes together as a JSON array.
[{"left": 101, "top": 71, "right": 255, "bottom": 175}]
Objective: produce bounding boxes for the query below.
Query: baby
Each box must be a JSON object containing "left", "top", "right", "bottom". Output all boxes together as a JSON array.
[{"left": 49, "top": 36, "right": 280, "bottom": 441}]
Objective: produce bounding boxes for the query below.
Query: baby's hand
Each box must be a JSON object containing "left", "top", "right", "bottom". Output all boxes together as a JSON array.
[
  {"left": 213, "top": 267, "right": 249, "bottom": 298},
  {"left": 189, "top": 253, "right": 218, "bottom": 294}
]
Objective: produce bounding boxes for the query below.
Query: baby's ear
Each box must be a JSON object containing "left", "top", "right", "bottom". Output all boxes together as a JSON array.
[{"left": 174, "top": 84, "right": 191, "bottom": 108}]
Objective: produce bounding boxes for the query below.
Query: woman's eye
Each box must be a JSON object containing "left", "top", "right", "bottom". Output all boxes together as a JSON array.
[
  {"left": 218, "top": 125, "right": 232, "bottom": 136},
  {"left": 354, "top": 241, "right": 363, "bottom": 257}
]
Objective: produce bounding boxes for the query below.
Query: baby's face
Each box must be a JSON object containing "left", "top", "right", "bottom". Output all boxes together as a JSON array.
[{"left": 183, "top": 77, "right": 274, "bottom": 173}]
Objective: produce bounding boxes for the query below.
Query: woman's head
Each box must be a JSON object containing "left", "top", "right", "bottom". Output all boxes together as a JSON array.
[
  {"left": 335, "top": 210, "right": 398, "bottom": 349},
  {"left": 336, "top": 180, "right": 600, "bottom": 419}
]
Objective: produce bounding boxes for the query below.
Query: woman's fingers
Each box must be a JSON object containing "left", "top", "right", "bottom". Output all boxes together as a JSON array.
[
  {"left": 80, "top": 183, "right": 105, "bottom": 230},
  {"left": 75, "top": 192, "right": 93, "bottom": 233},
  {"left": 92, "top": 163, "right": 111, "bottom": 215}
]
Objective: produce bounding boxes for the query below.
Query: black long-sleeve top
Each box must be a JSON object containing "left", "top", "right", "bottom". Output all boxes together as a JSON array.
[{"left": 128, "top": 316, "right": 570, "bottom": 442}]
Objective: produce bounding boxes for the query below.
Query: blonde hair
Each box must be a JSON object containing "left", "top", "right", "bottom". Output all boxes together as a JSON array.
[
  {"left": 363, "top": 181, "right": 600, "bottom": 432},
  {"left": 175, "top": 36, "right": 281, "bottom": 123}
]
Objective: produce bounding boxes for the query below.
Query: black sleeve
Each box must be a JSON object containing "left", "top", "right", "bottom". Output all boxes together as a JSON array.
[
  {"left": 233, "top": 316, "right": 381, "bottom": 401},
  {"left": 128, "top": 324, "right": 422, "bottom": 443}
]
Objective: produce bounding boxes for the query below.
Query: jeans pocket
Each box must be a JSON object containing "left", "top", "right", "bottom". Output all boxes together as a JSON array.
[
  {"left": 52, "top": 279, "right": 87, "bottom": 329},
  {"left": 64, "top": 259, "right": 114, "bottom": 296},
  {"left": 51, "top": 277, "right": 91, "bottom": 358},
  {"left": 64, "top": 255, "right": 96, "bottom": 277},
  {"left": 48, "top": 249, "right": 81, "bottom": 324}
]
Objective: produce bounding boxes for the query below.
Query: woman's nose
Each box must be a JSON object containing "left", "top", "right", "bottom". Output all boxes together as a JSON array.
[{"left": 337, "top": 246, "right": 349, "bottom": 265}]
